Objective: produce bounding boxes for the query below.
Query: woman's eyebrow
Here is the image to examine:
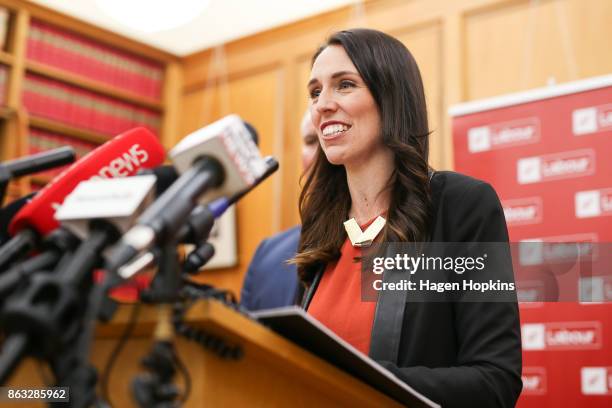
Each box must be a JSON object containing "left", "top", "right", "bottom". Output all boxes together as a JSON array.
[
  {"left": 307, "top": 70, "right": 360, "bottom": 88},
  {"left": 330, "top": 70, "right": 359, "bottom": 79}
]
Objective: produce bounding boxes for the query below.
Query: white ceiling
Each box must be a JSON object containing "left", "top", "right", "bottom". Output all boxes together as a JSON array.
[{"left": 28, "top": 0, "right": 355, "bottom": 56}]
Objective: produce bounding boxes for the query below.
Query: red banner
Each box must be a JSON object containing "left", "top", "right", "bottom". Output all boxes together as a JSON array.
[{"left": 451, "top": 75, "right": 612, "bottom": 407}]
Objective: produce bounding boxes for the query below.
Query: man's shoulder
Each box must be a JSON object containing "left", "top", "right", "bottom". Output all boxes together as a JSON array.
[
  {"left": 255, "top": 225, "right": 301, "bottom": 259},
  {"left": 264, "top": 225, "right": 301, "bottom": 245},
  {"left": 258, "top": 226, "right": 301, "bottom": 253}
]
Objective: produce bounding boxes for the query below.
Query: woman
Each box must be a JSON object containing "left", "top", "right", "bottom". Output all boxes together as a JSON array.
[{"left": 294, "top": 29, "right": 522, "bottom": 407}]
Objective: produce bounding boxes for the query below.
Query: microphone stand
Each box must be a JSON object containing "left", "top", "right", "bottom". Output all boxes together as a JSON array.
[
  {"left": 132, "top": 240, "right": 184, "bottom": 408},
  {"left": 0, "top": 166, "right": 10, "bottom": 205}
]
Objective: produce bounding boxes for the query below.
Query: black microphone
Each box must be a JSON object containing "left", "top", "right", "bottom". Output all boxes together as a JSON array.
[
  {"left": 179, "top": 156, "right": 278, "bottom": 245},
  {"left": 0, "top": 146, "right": 76, "bottom": 179},
  {"left": 0, "top": 174, "right": 165, "bottom": 388},
  {"left": 0, "top": 147, "right": 74, "bottom": 219},
  {"left": 137, "top": 165, "right": 179, "bottom": 197},
  {"left": 0, "top": 228, "right": 79, "bottom": 301},
  {"left": 0, "top": 193, "right": 35, "bottom": 247},
  {"left": 183, "top": 243, "right": 215, "bottom": 274},
  {"left": 180, "top": 157, "right": 279, "bottom": 272}
]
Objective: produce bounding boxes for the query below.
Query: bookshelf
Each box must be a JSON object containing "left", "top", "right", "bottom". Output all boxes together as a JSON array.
[
  {"left": 0, "top": 0, "right": 180, "bottom": 198},
  {"left": 25, "top": 60, "right": 163, "bottom": 111},
  {"left": 0, "top": 50, "right": 12, "bottom": 64}
]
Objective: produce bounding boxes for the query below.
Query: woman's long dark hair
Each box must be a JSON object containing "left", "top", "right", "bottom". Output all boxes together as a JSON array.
[{"left": 294, "top": 29, "right": 432, "bottom": 283}]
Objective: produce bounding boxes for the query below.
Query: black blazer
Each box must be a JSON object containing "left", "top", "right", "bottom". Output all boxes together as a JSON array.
[{"left": 301, "top": 171, "right": 522, "bottom": 408}]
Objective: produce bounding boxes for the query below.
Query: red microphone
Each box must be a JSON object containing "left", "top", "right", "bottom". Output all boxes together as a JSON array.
[{"left": 0, "top": 127, "right": 165, "bottom": 269}]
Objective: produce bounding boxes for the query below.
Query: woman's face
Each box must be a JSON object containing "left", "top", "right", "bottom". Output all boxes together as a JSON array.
[{"left": 307, "top": 45, "right": 384, "bottom": 167}]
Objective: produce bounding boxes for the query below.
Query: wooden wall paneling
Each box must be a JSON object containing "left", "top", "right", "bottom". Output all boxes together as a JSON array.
[
  {"left": 441, "top": 13, "right": 466, "bottom": 171},
  {"left": 278, "top": 57, "right": 302, "bottom": 231},
  {"left": 465, "top": 0, "right": 612, "bottom": 100},
  {"left": 284, "top": 56, "right": 317, "bottom": 228},
  {"left": 180, "top": 85, "right": 222, "bottom": 137},
  {"left": 160, "top": 61, "right": 183, "bottom": 148},
  {"left": 272, "top": 65, "right": 286, "bottom": 234},
  {"left": 226, "top": 69, "right": 279, "bottom": 295},
  {"left": 394, "top": 23, "right": 445, "bottom": 170},
  {"left": 189, "top": 69, "right": 281, "bottom": 298},
  {"left": 181, "top": 0, "right": 510, "bottom": 89},
  {"left": 182, "top": 11, "right": 352, "bottom": 91},
  {"left": 567, "top": 0, "right": 612, "bottom": 78}
]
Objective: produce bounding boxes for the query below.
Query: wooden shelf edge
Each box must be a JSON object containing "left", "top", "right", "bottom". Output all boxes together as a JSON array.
[
  {"left": 26, "top": 60, "right": 164, "bottom": 112},
  {"left": 0, "top": 105, "right": 16, "bottom": 118},
  {"left": 29, "top": 115, "right": 108, "bottom": 144},
  {"left": 30, "top": 174, "right": 51, "bottom": 186},
  {"left": 0, "top": 50, "right": 14, "bottom": 66}
]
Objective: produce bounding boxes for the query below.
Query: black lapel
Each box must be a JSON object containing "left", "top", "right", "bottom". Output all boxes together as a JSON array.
[
  {"left": 368, "top": 246, "right": 410, "bottom": 362},
  {"left": 301, "top": 264, "right": 324, "bottom": 310}
]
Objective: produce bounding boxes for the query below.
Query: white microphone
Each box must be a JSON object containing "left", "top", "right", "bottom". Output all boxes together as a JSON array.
[
  {"left": 106, "top": 115, "right": 267, "bottom": 271},
  {"left": 169, "top": 114, "right": 266, "bottom": 203}
]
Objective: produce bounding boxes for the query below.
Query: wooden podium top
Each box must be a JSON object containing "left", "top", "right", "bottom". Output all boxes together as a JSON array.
[{"left": 96, "top": 300, "right": 407, "bottom": 407}]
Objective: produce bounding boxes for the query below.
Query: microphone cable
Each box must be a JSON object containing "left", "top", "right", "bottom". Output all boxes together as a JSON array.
[{"left": 99, "top": 302, "right": 141, "bottom": 408}]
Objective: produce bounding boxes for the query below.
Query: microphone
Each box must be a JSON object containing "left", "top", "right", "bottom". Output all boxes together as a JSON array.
[
  {"left": 0, "top": 177, "right": 161, "bottom": 386},
  {"left": 0, "top": 228, "right": 79, "bottom": 301},
  {"left": 181, "top": 157, "right": 279, "bottom": 272},
  {"left": 0, "top": 127, "right": 165, "bottom": 271},
  {"left": 0, "top": 146, "right": 76, "bottom": 179},
  {"left": 0, "top": 147, "right": 76, "bottom": 202},
  {"left": 0, "top": 193, "right": 35, "bottom": 246},
  {"left": 169, "top": 114, "right": 266, "bottom": 204},
  {"left": 178, "top": 156, "right": 278, "bottom": 245},
  {"left": 137, "top": 165, "right": 179, "bottom": 197},
  {"left": 0, "top": 174, "right": 168, "bottom": 313},
  {"left": 114, "top": 157, "right": 279, "bottom": 282},
  {"left": 183, "top": 243, "right": 215, "bottom": 274},
  {"left": 105, "top": 115, "right": 267, "bottom": 272}
]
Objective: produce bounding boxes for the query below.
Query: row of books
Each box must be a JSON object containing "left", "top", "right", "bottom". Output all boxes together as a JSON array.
[
  {"left": 27, "top": 19, "right": 164, "bottom": 100},
  {"left": 22, "top": 73, "right": 161, "bottom": 136},
  {"left": 28, "top": 127, "right": 98, "bottom": 180}
]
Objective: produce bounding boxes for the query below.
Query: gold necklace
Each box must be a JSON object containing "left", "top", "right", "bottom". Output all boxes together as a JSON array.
[{"left": 343, "top": 216, "right": 386, "bottom": 247}]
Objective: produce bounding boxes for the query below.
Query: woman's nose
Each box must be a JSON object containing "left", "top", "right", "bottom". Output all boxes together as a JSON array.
[{"left": 315, "top": 89, "right": 338, "bottom": 113}]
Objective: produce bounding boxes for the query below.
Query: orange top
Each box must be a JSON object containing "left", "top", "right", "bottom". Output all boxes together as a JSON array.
[{"left": 308, "top": 218, "right": 380, "bottom": 355}]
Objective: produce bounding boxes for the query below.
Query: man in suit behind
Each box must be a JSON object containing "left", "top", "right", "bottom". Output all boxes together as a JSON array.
[{"left": 240, "top": 112, "right": 317, "bottom": 311}]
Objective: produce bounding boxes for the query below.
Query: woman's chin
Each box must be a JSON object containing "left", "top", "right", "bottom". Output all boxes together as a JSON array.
[{"left": 324, "top": 154, "right": 346, "bottom": 166}]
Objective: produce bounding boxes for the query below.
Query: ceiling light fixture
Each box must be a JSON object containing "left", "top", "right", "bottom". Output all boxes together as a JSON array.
[{"left": 94, "top": 0, "right": 210, "bottom": 33}]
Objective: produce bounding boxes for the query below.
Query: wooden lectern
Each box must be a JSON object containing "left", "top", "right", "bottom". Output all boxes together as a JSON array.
[{"left": 6, "top": 299, "right": 425, "bottom": 407}]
